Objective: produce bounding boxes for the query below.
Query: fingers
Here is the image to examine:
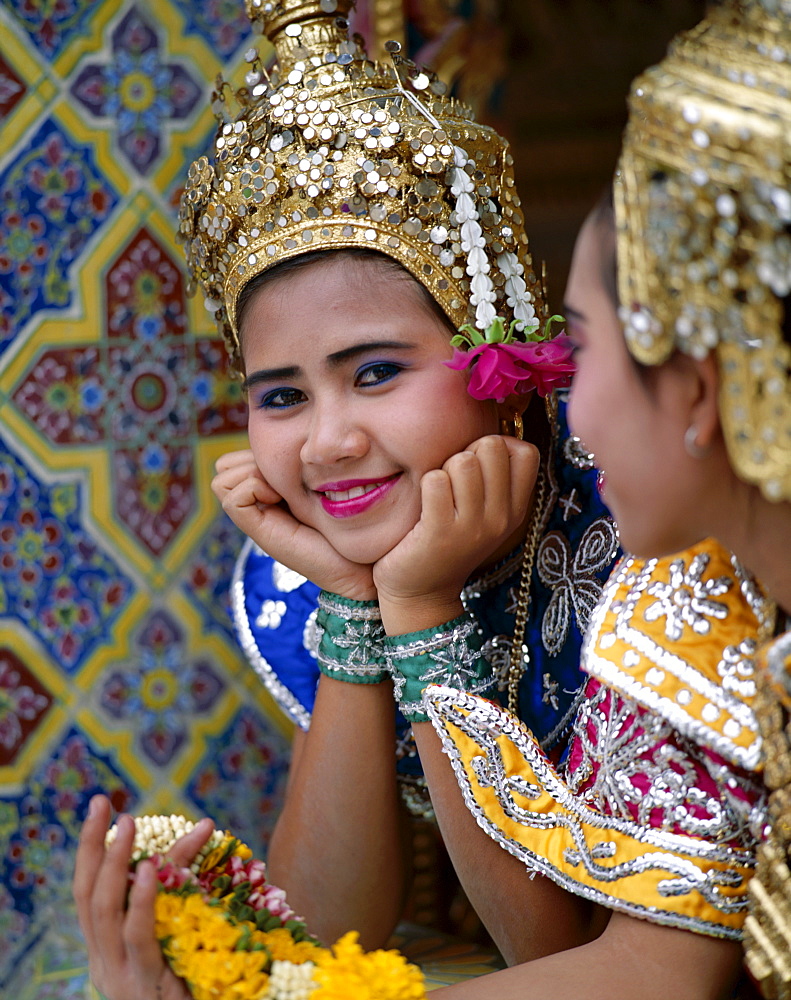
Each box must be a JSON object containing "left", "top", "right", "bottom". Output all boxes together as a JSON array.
[
  {"left": 213, "top": 466, "right": 290, "bottom": 557},
  {"left": 124, "top": 860, "right": 167, "bottom": 986},
  {"left": 418, "top": 467, "right": 458, "bottom": 529},
  {"left": 435, "top": 450, "right": 486, "bottom": 525},
  {"left": 168, "top": 817, "right": 215, "bottom": 867},
  {"left": 501, "top": 438, "right": 540, "bottom": 511},
  {"left": 212, "top": 454, "right": 282, "bottom": 509},
  {"left": 73, "top": 794, "right": 111, "bottom": 954},
  {"left": 80, "top": 812, "right": 137, "bottom": 976},
  {"left": 214, "top": 448, "right": 254, "bottom": 475},
  {"left": 467, "top": 435, "right": 540, "bottom": 511}
]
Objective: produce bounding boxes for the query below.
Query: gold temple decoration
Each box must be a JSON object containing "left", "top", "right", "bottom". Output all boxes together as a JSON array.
[
  {"left": 615, "top": 0, "right": 791, "bottom": 504},
  {"left": 178, "top": 0, "right": 545, "bottom": 374}
]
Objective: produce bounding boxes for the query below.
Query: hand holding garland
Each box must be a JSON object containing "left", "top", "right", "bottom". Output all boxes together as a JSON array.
[
  {"left": 75, "top": 798, "right": 427, "bottom": 1000},
  {"left": 74, "top": 795, "right": 213, "bottom": 1000}
]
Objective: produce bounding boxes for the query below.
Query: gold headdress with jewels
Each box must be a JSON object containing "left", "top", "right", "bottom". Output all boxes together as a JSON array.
[
  {"left": 178, "top": 0, "right": 546, "bottom": 374},
  {"left": 615, "top": 0, "right": 791, "bottom": 503}
]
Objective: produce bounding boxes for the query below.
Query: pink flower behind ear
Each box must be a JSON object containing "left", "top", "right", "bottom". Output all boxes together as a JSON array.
[{"left": 445, "top": 334, "right": 576, "bottom": 402}]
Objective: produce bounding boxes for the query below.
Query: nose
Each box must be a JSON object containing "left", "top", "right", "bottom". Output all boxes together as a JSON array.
[{"left": 299, "top": 398, "right": 370, "bottom": 467}]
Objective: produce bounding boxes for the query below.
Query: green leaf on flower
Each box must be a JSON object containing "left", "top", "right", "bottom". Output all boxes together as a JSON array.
[
  {"left": 488, "top": 316, "right": 507, "bottom": 343},
  {"left": 452, "top": 323, "right": 487, "bottom": 348},
  {"left": 211, "top": 874, "right": 232, "bottom": 893},
  {"left": 543, "top": 314, "right": 565, "bottom": 339}
]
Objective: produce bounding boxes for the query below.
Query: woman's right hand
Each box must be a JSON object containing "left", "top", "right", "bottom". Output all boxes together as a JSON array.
[
  {"left": 212, "top": 449, "right": 376, "bottom": 600},
  {"left": 73, "top": 795, "right": 214, "bottom": 1000}
]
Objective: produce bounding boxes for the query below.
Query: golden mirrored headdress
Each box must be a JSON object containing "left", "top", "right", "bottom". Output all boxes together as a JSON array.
[
  {"left": 179, "top": 0, "right": 546, "bottom": 374},
  {"left": 615, "top": 0, "right": 791, "bottom": 503}
]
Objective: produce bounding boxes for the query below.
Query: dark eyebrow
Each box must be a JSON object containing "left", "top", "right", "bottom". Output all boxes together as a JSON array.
[
  {"left": 326, "top": 340, "right": 417, "bottom": 365},
  {"left": 242, "top": 340, "right": 417, "bottom": 393},
  {"left": 242, "top": 366, "right": 300, "bottom": 393}
]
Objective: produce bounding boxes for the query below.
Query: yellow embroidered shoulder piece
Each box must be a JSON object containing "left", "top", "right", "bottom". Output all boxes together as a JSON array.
[
  {"left": 582, "top": 538, "right": 771, "bottom": 772},
  {"left": 426, "top": 538, "right": 771, "bottom": 939}
]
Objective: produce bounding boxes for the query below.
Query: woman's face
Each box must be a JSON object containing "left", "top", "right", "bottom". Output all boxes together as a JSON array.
[
  {"left": 240, "top": 256, "right": 500, "bottom": 565},
  {"left": 564, "top": 213, "right": 708, "bottom": 558}
]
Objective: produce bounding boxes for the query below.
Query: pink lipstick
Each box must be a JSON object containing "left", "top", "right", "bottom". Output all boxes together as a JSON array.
[{"left": 316, "top": 474, "right": 400, "bottom": 518}]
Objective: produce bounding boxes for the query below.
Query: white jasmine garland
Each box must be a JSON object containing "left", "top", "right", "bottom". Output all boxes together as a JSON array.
[
  {"left": 451, "top": 145, "right": 498, "bottom": 331},
  {"left": 105, "top": 813, "right": 226, "bottom": 874},
  {"left": 498, "top": 249, "right": 537, "bottom": 332},
  {"left": 466, "top": 245, "right": 490, "bottom": 275}
]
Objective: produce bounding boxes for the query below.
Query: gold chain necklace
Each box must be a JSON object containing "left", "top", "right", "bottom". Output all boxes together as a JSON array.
[{"left": 507, "top": 462, "right": 550, "bottom": 715}]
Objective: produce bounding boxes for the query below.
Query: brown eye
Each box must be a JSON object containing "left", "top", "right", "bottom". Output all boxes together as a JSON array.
[
  {"left": 257, "top": 387, "right": 306, "bottom": 409},
  {"left": 355, "top": 362, "right": 403, "bottom": 387}
]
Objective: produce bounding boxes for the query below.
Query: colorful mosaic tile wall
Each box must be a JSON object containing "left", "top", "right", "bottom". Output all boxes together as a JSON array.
[{"left": 0, "top": 3, "right": 295, "bottom": 996}]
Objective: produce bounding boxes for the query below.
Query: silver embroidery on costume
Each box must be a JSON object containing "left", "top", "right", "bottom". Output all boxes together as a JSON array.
[
  {"left": 537, "top": 517, "right": 619, "bottom": 655},
  {"left": 563, "top": 434, "right": 596, "bottom": 470},
  {"left": 272, "top": 560, "right": 309, "bottom": 593},
  {"left": 388, "top": 617, "right": 494, "bottom": 719},
  {"left": 303, "top": 608, "right": 319, "bottom": 659},
  {"left": 542, "top": 672, "right": 560, "bottom": 710},
  {"left": 316, "top": 591, "right": 383, "bottom": 621},
  {"left": 330, "top": 619, "right": 386, "bottom": 666},
  {"left": 582, "top": 556, "right": 769, "bottom": 770},
  {"left": 425, "top": 685, "right": 757, "bottom": 937},
  {"left": 481, "top": 633, "right": 513, "bottom": 692},
  {"left": 255, "top": 598, "right": 287, "bottom": 629},
  {"left": 716, "top": 639, "right": 758, "bottom": 700},
  {"left": 643, "top": 551, "right": 731, "bottom": 640},
  {"left": 566, "top": 683, "right": 763, "bottom": 845},
  {"left": 232, "top": 538, "right": 312, "bottom": 730}
]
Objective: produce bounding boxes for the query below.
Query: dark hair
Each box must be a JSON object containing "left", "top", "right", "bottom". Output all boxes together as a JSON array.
[{"left": 236, "top": 247, "right": 457, "bottom": 344}]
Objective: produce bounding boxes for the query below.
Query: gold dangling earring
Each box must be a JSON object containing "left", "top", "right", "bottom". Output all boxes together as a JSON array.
[{"left": 499, "top": 410, "right": 524, "bottom": 440}]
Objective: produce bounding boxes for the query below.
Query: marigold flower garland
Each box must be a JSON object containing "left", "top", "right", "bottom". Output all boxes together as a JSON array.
[{"left": 108, "top": 815, "right": 427, "bottom": 1000}]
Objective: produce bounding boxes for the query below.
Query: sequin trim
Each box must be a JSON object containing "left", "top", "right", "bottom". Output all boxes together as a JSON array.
[
  {"left": 427, "top": 685, "right": 756, "bottom": 939},
  {"left": 315, "top": 591, "right": 387, "bottom": 681},
  {"left": 582, "top": 551, "right": 768, "bottom": 770},
  {"left": 567, "top": 682, "right": 764, "bottom": 847},
  {"left": 386, "top": 614, "right": 494, "bottom": 722},
  {"left": 232, "top": 537, "right": 312, "bottom": 731},
  {"left": 316, "top": 591, "right": 383, "bottom": 622}
]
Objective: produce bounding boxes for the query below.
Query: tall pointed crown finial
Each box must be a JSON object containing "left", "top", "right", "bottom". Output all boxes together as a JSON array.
[{"left": 245, "top": 0, "right": 357, "bottom": 74}]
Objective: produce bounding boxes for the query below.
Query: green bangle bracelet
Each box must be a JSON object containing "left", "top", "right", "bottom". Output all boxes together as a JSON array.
[
  {"left": 385, "top": 613, "right": 496, "bottom": 722},
  {"left": 316, "top": 591, "right": 388, "bottom": 685}
]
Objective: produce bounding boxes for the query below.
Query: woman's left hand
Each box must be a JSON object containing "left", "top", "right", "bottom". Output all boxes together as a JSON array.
[
  {"left": 373, "top": 435, "right": 539, "bottom": 631},
  {"left": 73, "top": 795, "right": 214, "bottom": 1000}
]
